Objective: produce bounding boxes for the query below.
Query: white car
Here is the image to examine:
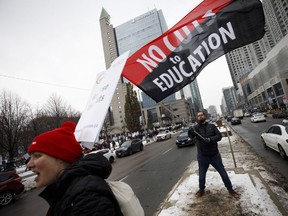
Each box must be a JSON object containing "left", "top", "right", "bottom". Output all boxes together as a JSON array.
[
  {"left": 87, "top": 149, "right": 116, "bottom": 163},
  {"left": 156, "top": 130, "right": 172, "bottom": 141},
  {"left": 244, "top": 112, "right": 251, "bottom": 117},
  {"left": 282, "top": 117, "right": 288, "bottom": 124},
  {"left": 260, "top": 124, "right": 288, "bottom": 159},
  {"left": 250, "top": 113, "right": 266, "bottom": 123}
]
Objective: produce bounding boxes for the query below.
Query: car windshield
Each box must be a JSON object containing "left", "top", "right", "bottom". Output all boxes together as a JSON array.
[
  {"left": 158, "top": 131, "right": 167, "bottom": 134},
  {"left": 179, "top": 132, "right": 188, "bottom": 137},
  {"left": 254, "top": 113, "right": 263, "bottom": 116},
  {"left": 121, "top": 140, "right": 132, "bottom": 147},
  {"left": 181, "top": 127, "right": 189, "bottom": 132}
]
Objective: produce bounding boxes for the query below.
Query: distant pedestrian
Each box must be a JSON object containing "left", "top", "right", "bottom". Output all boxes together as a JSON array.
[
  {"left": 188, "top": 111, "right": 240, "bottom": 199},
  {"left": 112, "top": 140, "right": 116, "bottom": 150},
  {"left": 27, "top": 121, "right": 123, "bottom": 215}
]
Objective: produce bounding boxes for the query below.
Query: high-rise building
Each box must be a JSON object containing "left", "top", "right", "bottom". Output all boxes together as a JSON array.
[
  {"left": 99, "top": 8, "right": 118, "bottom": 69},
  {"left": 208, "top": 105, "right": 217, "bottom": 118},
  {"left": 181, "top": 80, "right": 203, "bottom": 115},
  {"left": 263, "top": 0, "right": 288, "bottom": 42},
  {"left": 225, "top": 0, "right": 288, "bottom": 108},
  {"left": 100, "top": 8, "right": 203, "bottom": 132},
  {"left": 114, "top": 9, "right": 167, "bottom": 56},
  {"left": 100, "top": 8, "right": 126, "bottom": 135},
  {"left": 225, "top": 0, "right": 288, "bottom": 90},
  {"left": 222, "top": 87, "right": 237, "bottom": 114}
]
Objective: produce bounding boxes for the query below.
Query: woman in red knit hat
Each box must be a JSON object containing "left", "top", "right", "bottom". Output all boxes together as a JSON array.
[{"left": 27, "top": 121, "right": 123, "bottom": 216}]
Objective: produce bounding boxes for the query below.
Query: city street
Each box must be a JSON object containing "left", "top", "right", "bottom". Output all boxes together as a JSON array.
[
  {"left": 1, "top": 120, "right": 288, "bottom": 215},
  {"left": 0, "top": 132, "right": 197, "bottom": 216},
  {"left": 229, "top": 115, "right": 288, "bottom": 181}
]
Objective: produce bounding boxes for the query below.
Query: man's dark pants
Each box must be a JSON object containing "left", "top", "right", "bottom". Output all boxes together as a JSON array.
[{"left": 197, "top": 153, "right": 233, "bottom": 192}]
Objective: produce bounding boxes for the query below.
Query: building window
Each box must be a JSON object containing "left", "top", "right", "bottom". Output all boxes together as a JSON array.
[{"left": 273, "top": 82, "right": 284, "bottom": 96}]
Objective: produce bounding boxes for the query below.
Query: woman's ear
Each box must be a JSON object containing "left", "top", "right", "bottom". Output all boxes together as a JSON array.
[{"left": 56, "top": 158, "right": 70, "bottom": 168}]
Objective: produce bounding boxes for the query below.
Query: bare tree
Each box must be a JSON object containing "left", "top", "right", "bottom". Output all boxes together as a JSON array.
[
  {"left": 43, "top": 93, "right": 78, "bottom": 128},
  {"left": 28, "top": 106, "right": 46, "bottom": 137},
  {"left": 0, "top": 90, "right": 31, "bottom": 165},
  {"left": 20, "top": 106, "right": 46, "bottom": 153},
  {"left": 22, "top": 105, "right": 80, "bottom": 154}
]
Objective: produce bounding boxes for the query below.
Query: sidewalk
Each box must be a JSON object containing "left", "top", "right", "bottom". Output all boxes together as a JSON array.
[{"left": 156, "top": 127, "right": 288, "bottom": 216}]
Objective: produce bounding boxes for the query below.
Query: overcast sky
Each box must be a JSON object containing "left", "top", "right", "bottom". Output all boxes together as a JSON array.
[{"left": 0, "top": 0, "right": 233, "bottom": 113}]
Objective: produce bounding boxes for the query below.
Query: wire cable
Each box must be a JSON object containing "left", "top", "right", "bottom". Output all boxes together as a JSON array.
[{"left": 0, "top": 73, "right": 90, "bottom": 91}]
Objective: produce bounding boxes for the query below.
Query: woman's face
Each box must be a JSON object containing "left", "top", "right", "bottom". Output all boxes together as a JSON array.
[{"left": 27, "top": 152, "right": 68, "bottom": 188}]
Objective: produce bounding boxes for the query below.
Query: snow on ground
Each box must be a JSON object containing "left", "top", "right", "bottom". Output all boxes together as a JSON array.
[{"left": 157, "top": 167, "right": 282, "bottom": 216}]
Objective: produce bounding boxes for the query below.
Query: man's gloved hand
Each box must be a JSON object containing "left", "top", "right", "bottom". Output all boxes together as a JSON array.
[
  {"left": 204, "top": 137, "right": 211, "bottom": 143},
  {"left": 189, "top": 127, "right": 195, "bottom": 133}
]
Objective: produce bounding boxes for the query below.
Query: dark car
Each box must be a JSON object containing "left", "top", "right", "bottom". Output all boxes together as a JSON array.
[
  {"left": 231, "top": 117, "right": 241, "bottom": 125},
  {"left": 0, "top": 171, "right": 24, "bottom": 206},
  {"left": 272, "top": 111, "right": 288, "bottom": 119},
  {"left": 226, "top": 116, "right": 233, "bottom": 121},
  {"left": 176, "top": 131, "right": 195, "bottom": 148},
  {"left": 115, "top": 139, "right": 144, "bottom": 157}
]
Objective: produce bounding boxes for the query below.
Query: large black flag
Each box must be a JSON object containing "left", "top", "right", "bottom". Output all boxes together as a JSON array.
[{"left": 122, "top": 0, "right": 265, "bottom": 102}]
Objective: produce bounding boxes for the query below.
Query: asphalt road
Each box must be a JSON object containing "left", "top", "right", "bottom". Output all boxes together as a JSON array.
[
  {"left": 228, "top": 116, "right": 288, "bottom": 181},
  {"left": 119, "top": 138, "right": 197, "bottom": 216},
  {"left": 0, "top": 133, "right": 197, "bottom": 216}
]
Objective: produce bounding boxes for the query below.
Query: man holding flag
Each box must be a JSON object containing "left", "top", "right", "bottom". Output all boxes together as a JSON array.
[
  {"left": 188, "top": 111, "right": 240, "bottom": 198},
  {"left": 120, "top": 0, "right": 265, "bottom": 200}
]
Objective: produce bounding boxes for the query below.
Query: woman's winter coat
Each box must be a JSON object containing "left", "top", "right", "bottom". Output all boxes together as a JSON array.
[{"left": 39, "top": 153, "right": 123, "bottom": 216}]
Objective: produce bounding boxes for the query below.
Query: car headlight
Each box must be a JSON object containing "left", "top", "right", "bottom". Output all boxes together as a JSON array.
[{"left": 188, "top": 138, "right": 191, "bottom": 141}]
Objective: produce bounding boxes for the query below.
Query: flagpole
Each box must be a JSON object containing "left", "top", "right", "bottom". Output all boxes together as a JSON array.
[{"left": 159, "top": 102, "right": 185, "bottom": 124}]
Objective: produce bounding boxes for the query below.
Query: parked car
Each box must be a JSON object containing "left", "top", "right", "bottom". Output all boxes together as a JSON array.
[
  {"left": 231, "top": 117, "right": 241, "bottom": 125},
  {"left": 226, "top": 116, "right": 233, "bottom": 121},
  {"left": 115, "top": 139, "right": 144, "bottom": 157},
  {"left": 282, "top": 117, "right": 288, "bottom": 125},
  {"left": 0, "top": 171, "right": 24, "bottom": 206},
  {"left": 180, "top": 127, "right": 190, "bottom": 133},
  {"left": 250, "top": 113, "right": 266, "bottom": 123},
  {"left": 261, "top": 124, "right": 288, "bottom": 159},
  {"left": 156, "top": 130, "right": 171, "bottom": 141},
  {"left": 244, "top": 112, "right": 252, "bottom": 117},
  {"left": 87, "top": 149, "right": 116, "bottom": 163},
  {"left": 261, "top": 112, "right": 268, "bottom": 117},
  {"left": 176, "top": 131, "right": 194, "bottom": 148},
  {"left": 272, "top": 111, "right": 288, "bottom": 119}
]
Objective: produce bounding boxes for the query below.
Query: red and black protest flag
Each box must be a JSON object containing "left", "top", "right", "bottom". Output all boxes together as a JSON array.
[{"left": 122, "top": 0, "right": 265, "bottom": 102}]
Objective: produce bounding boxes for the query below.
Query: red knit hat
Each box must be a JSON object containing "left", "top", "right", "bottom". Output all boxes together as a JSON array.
[{"left": 28, "top": 121, "right": 82, "bottom": 163}]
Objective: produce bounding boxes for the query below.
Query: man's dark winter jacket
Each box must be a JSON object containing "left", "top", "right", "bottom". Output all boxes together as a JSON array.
[
  {"left": 188, "top": 122, "right": 222, "bottom": 156},
  {"left": 39, "top": 153, "right": 123, "bottom": 216}
]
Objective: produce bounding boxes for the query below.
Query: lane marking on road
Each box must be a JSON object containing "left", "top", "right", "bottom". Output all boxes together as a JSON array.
[{"left": 162, "top": 148, "right": 173, "bottom": 155}]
